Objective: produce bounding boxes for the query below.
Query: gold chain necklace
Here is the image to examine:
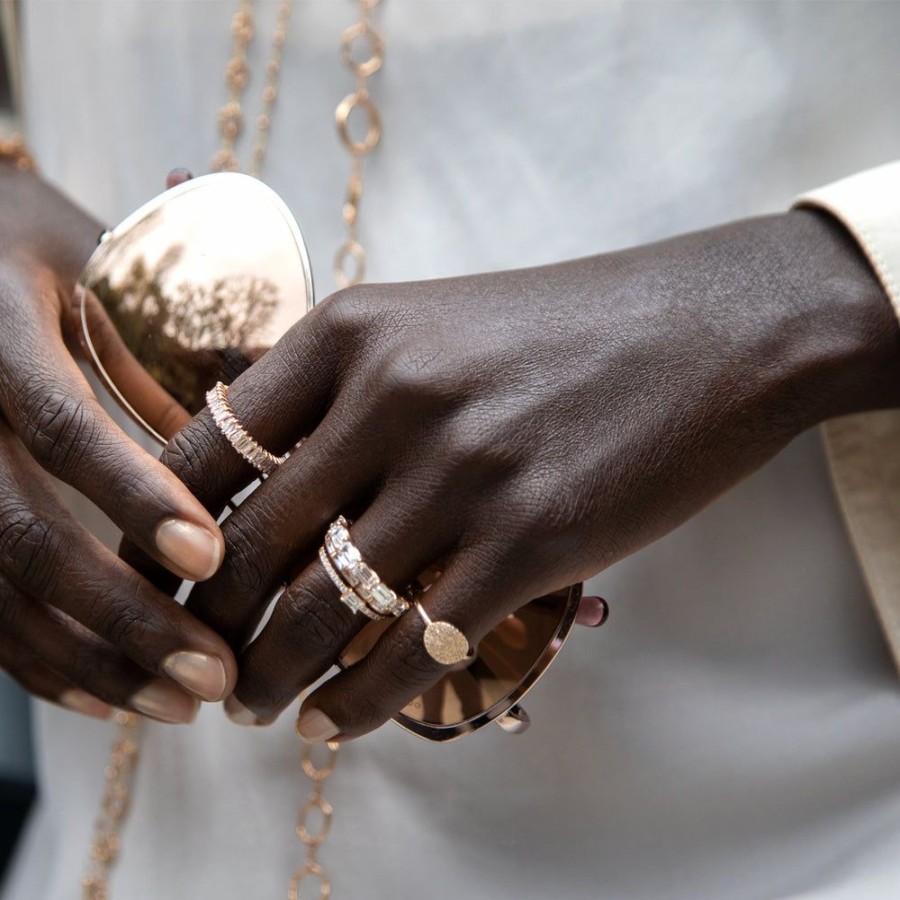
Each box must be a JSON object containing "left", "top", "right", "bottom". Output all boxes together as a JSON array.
[
  {"left": 211, "top": 0, "right": 293, "bottom": 178},
  {"left": 82, "top": 3, "right": 385, "bottom": 896},
  {"left": 81, "top": 712, "right": 141, "bottom": 900},
  {"left": 333, "top": 0, "right": 383, "bottom": 289}
]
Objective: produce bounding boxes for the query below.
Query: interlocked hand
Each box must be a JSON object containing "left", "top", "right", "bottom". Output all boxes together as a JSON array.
[
  {"left": 160, "top": 210, "right": 899, "bottom": 740},
  {"left": 0, "top": 165, "right": 237, "bottom": 723}
]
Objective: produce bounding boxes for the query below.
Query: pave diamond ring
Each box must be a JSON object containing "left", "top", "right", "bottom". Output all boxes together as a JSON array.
[
  {"left": 206, "top": 381, "right": 290, "bottom": 476},
  {"left": 321, "top": 516, "right": 410, "bottom": 619},
  {"left": 415, "top": 602, "right": 474, "bottom": 667}
]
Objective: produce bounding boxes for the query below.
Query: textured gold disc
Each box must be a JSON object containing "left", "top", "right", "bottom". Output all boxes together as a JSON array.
[{"left": 423, "top": 621, "right": 471, "bottom": 666}]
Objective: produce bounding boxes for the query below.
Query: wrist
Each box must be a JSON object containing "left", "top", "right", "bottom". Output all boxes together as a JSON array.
[
  {"left": 775, "top": 208, "right": 900, "bottom": 422},
  {"left": 0, "top": 164, "right": 103, "bottom": 287}
]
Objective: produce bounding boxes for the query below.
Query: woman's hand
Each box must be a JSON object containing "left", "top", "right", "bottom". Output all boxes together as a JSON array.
[
  {"left": 161, "top": 209, "right": 900, "bottom": 739},
  {"left": 0, "top": 165, "right": 238, "bottom": 721}
]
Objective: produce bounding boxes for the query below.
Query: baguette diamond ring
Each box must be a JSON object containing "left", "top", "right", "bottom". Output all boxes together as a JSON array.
[
  {"left": 320, "top": 516, "right": 410, "bottom": 619},
  {"left": 206, "top": 381, "right": 290, "bottom": 476}
]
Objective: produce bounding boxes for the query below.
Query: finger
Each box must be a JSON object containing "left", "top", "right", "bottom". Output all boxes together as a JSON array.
[
  {"left": 184, "top": 400, "right": 385, "bottom": 651},
  {"left": 575, "top": 595, "right": 609, "bottom": 628},
  {"left": 166, "top": 167, "right": 193, "bottom": 189},
  {"left": 225, "top": 490, "right": 456, "bottom": 726},
  {"left": 0, "top": 633, "right": 112, "bottom": 719},
  {"left": 296, "top": 555, "right": 505, "bottom": 743},
  {"left": 132, "top": 297, "right": 351, "bottom": 608},
  {"left": 114, "top": 298, "right": 351, "bottom": 618},
  {"left": 0, "top": 573, "right": 199, "bottom": 723},
  {"left": 157, "top": 296, "right": 344, "bottom": 517},
  {"left": 80, "top": 288, "right": 192, "bottom": 438},
  {"left": 0, "top": 431, "right": 238, "bottom": 702},
  {"left": 0, "top": 270, "right": 224, "bottom": 582}
]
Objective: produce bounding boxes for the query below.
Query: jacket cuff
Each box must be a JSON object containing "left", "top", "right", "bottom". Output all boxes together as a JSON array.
[
  {"left": 795, "top": 161, "right": 900, "bottom": 675},
  {"left": 795, "top": 160, "right": 900, "bottom": 323}
]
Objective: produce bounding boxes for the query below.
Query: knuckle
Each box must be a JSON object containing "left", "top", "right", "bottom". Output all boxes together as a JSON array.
[
  {"left": 108, "top": 465, "right": 166, "bottom": 516},
  {"left": 20, "top": 387, "right": 98, "bottom": 474},
  {"left": 280, "top": 580, "right": 350, "bottom": 657},
  {"left": 160, "top": 415, "right": 230, "bottom": 498},
  {"left": 313, "top": 285, "right": 374, "bottom": 344},
  {"left": 371, "top": 345, "right": 457, "bottom": 411},
  {"left": 0, "top": 508, "right": 64, "bottom": 595},
  {"left": 441, "top": 417, "right": 521, "bottom": 482},
  {"left": 222, "top": 516, "right": 278, "bottom": 596},
  {"left": 314, "top": 285, "right": 415, "bottom": 371},
  {"left": 85, "top": 587, "right": 149, "bottom": 653},
  {"left": 388, "top": 628, "right": 438, "bottom": 687},
  {"left": 341, "top": 683, "right": 390, "bottom": 733},
  {"left": 506, "top": 472, "right": 592, "bottom": 546}
]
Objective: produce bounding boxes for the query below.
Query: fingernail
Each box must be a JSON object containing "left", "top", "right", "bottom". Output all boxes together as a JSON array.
[
  {"left": 224, "top": 695, "right": 261, "bottom": 727},
  {"left": 162, "top": 651, "right": 228, "bottom": 702},
  {"left": 155, "top": 518, "right": 223, "bottom": 581},
  {"left": 131, "top": 681, "right": 200, "bottom": 724},
  {"left": 582, "top": 596, "right": 609, "bottom": 628},
  {"left": 296, "top": 708, "right": 339, "bottom": 743},
  {"left": 166, "top": 167, "right": 193, "bottom": 189},
  {"left": 60, "top": 689, "right": 113, "bottom": 721}
]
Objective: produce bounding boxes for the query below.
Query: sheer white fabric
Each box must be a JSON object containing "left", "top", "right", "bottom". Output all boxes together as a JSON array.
[{"left": 6, "top": 3, "right": 900, "bottom": 898}]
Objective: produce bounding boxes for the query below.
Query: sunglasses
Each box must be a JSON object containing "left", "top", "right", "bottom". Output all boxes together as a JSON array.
[{"left": 76, "top": 172, "right": 582, "bottom": 741}]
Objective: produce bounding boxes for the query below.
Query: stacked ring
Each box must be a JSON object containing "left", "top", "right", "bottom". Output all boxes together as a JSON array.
[
  {"left": 319, "top": 517, "right": 410, "bottom": 620},
  {"left": 318, "top": 547, "right": 382, "bottom": 621}
]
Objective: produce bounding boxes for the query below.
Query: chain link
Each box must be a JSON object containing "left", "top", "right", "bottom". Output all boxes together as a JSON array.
[
  {"left": 212, "top": 0, "right": 294, "bottom": 177},
  {"left": 292, "top": 4, "right": 385, "bottom": 894},
  {"left": 81, "top": 713, "right": 142, "bottom": 900},
  {"left": 333, "top": 0, "right": 384, "bottom": 289},
  {"left": 289, "top": 740, "right": 341, "bottom": 899}
]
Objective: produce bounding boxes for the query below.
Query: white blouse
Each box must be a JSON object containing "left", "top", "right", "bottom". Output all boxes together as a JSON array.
[{"left": 6, "top": 3, "right": 900, "bottom": 899}]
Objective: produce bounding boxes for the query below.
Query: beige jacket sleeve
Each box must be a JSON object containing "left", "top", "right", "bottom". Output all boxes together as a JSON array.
[{"left": 796, "top": 160, "right": 900, "bottom": 671}]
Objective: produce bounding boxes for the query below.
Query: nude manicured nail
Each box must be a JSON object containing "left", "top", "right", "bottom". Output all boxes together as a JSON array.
[
  {"left": 296, "top": 708, "right": 339, "bottom": 743},
  {"left": 60, "top": 690, "right": 113, "bottom": 721},
  {"left": 155, "top": 518, "right": 223, "bottom": 581},
  {"left": 163, "top": 651, "right": 228, "bottom": 702},
  {"left": 224, "top": 695, "right": 261, "bottom": 727},
  {"left": 131, "top": 681, "right": 200, "bottom": 724}
]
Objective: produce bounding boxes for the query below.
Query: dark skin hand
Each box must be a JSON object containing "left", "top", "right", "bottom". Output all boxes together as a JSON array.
[
  {"left": 0, "top": 165, "right": 238, "bottom": 722},
  {"left": 157, "top": 207, "right": 900, "bottom": 742}
]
